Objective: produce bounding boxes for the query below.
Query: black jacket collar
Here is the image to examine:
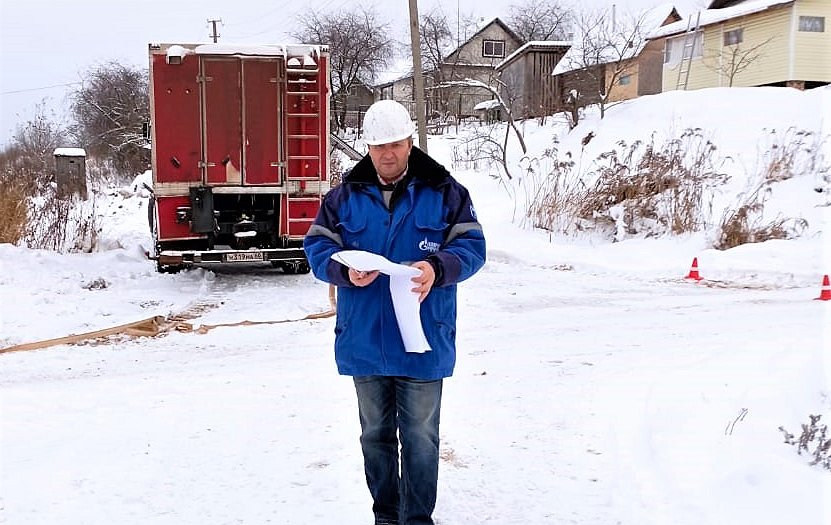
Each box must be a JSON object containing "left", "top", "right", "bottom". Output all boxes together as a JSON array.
[{"left": 343, "top": 146, "right": 450, "bottom": 189}]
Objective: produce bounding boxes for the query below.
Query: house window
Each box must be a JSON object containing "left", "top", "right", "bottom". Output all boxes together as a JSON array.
[
  {"left": 723, "top": 28, "right": 743, "bottom": 45},
  {"left": 663, "top": 33, "right": 703, "bottom": 64},
  {"left": 799, "top": 16, "right": 825, "bottom": 32},
  {"left": 618, "top": 74, "right": 632, "bottom": 86},
  {"left": 482, "top": 40, "right": 505, "bottom": 58}
]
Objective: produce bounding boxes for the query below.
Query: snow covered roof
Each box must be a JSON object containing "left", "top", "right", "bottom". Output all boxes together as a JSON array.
[
  {"left": 552, "top": 3, "right": 679, "bottom": 76},
  {"left": 649, "top": 0, "right": 794, "bottom": 39},
  {"left": 374, "top": 57, "right": 415, "bottom": 87},
  {"left": 188, "top": 43, "right": 327, "bottom": 57},
  {"left": 446, "top": 17, "right": 523, "bottom": 62},
  {"left": 473, "top": 99, "right": 502, "bottom": 111},
  {"left": 53, "top": 148, "right": 86, "bottom": 157},
  {"left": 495, "top": 40, "right": 572, "bottom": 71}
]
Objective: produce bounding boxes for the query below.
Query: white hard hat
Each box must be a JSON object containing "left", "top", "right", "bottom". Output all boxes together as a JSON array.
[{"left": 362, "top": 100, "right": 415, "bottom": 145}]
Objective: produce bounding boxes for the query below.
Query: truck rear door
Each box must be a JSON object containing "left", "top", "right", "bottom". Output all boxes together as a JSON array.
[
  {"left": 203, "top": 58, "right": 242, "bottom": 185},
  {"left": 202, "top": 57, "right": 283, "bottom": 186},
  {"left": 242, "top": 59, "right": 282, "bottom": 186}
]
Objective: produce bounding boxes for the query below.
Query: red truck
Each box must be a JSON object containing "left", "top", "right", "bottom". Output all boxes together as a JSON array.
[{"left": 147, "top": 43, "right": 330, "bottom": 273}]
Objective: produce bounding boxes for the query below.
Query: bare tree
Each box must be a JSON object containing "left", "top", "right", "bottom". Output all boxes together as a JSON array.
[
  {"left": 560, "top": 9, "right": 648, "bottom": 119},
  {"left": 419, "top": 7, "right": 454, "bottom": 117},
  {"left": 7, "top": 100, "right": 67, "bottom": 184},
  {"left": 420, "top": 8, "right": 454, "bottom": 74},
  {"left": 443, "top": 78, "right": 527, "bottom": 179},
  {"left": 70, "top": 61, "right": 150, "bottom": 176},
  {"left": 507, "top": 0, "right": 572, "bottom": 42},
  {"left": 703, "top": 34, "right": 773, "bottom": 87},
  {"left": 291, "top": 6, "right": 394, "bottom": 131}
]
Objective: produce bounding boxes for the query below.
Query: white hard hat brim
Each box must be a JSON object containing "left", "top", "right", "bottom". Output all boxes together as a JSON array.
[{"left": 363, "top": 128, "right": 415, "bottom": 146}]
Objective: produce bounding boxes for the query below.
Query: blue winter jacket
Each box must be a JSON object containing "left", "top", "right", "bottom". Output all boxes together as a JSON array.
[{"left": 304, "top": 146, "right": 486, "bottom": 380}]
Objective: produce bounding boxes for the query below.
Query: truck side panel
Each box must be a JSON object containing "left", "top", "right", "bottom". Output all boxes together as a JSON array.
[
  {"left": 151, "top": 54, "right": 201, "bottom": 185},
  {"left": 203, "top": 59, "right": 243, "bottom": 185},
  {"left": 242, "top": 60, "right": 283, "bottom": 186}
]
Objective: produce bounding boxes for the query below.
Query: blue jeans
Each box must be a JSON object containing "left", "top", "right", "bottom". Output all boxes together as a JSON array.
[{"left": 353, "top": 376, "right": 443, "bottom": 525}]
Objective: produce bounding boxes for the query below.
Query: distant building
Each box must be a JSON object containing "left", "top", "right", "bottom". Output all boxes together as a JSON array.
[
  {"left": 649, "top": 0, "right": 830, "bottom": 91},
  {"left": 374, "top": 18, "right": 524, "bottom": 120},
  {"left": 495, "top": 41, "right": 571, "bottom": 119},
  {"left": 551, "top": 4, "right": 682, "bottom": 110}
]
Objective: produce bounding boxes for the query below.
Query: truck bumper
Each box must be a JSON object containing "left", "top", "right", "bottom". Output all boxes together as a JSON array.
[{"left": 157, "top": 248, "right": 306, "bottom": 266}]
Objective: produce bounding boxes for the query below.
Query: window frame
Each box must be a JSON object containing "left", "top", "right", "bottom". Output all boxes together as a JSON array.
[
  {"left": 618, "top": 74, "right": 632, "bottom": 86},
  {"left": 798, "top": 16, "right": 825, "bottom": 32},
  {"left": 482, "top": 39, "right": 506, "bottom": 58},
  {"left": 723, "top": 28, "right": 743, "bottom": 46},
  {"left": 663, "top": 32, "right": 704, "bottom": 64}
]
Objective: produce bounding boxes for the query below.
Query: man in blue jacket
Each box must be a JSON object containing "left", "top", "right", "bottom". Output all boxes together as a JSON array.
[{"left": 304, "top": 100, "right": 486, "bottom": 525}]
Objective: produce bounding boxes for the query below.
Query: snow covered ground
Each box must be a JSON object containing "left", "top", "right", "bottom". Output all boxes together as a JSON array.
[{"left": 1, "top": 87, "right": 829, "bottom": 524}]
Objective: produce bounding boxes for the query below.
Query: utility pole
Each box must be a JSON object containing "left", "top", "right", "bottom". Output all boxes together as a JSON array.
[
  {"left": 408, "top": 0, "right": 428, "bottom": 153},
  {"left": 207, "top": 18, "right": 222, "bottom": 43}
]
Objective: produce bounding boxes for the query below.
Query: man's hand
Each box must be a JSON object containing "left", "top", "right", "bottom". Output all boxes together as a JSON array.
[
  {"left": 410, "top": 261, "right": 435, "bottom": 303},
  {"left": 348, "top": 268, "right": 380, "bottom": 287}
]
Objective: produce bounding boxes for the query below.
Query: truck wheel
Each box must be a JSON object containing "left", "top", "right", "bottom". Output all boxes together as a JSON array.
[
  {"left": 275, "top": 261, "right": 310, "bottom": 274},
  {"left": 294, "top": 261, "right": 311, "bottom": 274},
  {"left": 156, "top": 261, "right": 184, "bottom": 274}
]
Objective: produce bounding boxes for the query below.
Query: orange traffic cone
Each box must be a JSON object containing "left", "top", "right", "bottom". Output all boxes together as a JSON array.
[
  {"left": 685, "top": 257, "right": 703, "bottom": 281},
  {"left": 815, "top": 275, "right": 831, "bottom": 301}
]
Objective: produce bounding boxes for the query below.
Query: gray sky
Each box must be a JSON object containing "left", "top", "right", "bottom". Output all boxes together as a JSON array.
[{"left": 0, "top": 0, "right": 705, "bottom": 146}]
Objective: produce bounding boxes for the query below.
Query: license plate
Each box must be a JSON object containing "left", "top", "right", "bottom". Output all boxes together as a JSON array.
[{"left": 225, "top": 252, "right": 264, "bottom": 262}]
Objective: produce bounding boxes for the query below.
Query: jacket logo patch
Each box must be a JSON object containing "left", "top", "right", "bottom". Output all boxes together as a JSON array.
[{"left": 418, "top": 237, "right": 440, "bottom": 253}]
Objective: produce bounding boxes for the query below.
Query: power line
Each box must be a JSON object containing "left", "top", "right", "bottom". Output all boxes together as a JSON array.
[{"left": 1, "top": 82, "right": 81, "bottom": 96}]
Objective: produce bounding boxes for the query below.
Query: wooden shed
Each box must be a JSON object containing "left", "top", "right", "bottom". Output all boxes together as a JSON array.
[{"left": 54, "top": 148, "right": 87, "bottom": 199}]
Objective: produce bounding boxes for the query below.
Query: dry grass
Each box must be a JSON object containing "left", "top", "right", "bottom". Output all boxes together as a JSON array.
[
  {"left": 523, "top": 138, "right": 580, "bottom": 232},
  {"left": 2, "top": 143, "right": 101, "bottom": 252},
  {"left": 0, "top": 173, "right": 30, "bottom": 244},
  {"left": 530, "top": 129, "right": 728, "bottom": 239},
  {"left": 757, "top": 127, "right": 819, "bottom": 183},
  {"left": 714, "top": 183, "right": 807, "bottom": 250},
  {"left": 26, "top": 192, "right": 99, "bottom": 253},
  {"left": 713, "top": 128, "right": 820, "bottom": 250},
  {"left": 528, "top": 126, "right": 822, "bottom": 247}
]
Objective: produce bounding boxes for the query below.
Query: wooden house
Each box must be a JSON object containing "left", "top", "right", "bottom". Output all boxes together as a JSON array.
[
  {"left": 551, "top": 5, "right": 681, "bottom": 110},
  {"left": 374, "top": 18, "right": 524, "bottom": 120},
  {"left": 650, "top": 0, "right": 830, "bottom": 90},
  {"left": 495, "top": 41, "right": 571, "bottom": 119}
]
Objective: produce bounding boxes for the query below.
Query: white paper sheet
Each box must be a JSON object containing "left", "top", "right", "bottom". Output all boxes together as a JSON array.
[{"left": 331, "top": 250, "right": 431, "bottom": 353}]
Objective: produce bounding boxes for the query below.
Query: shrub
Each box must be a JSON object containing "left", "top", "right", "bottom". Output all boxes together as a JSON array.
[{"left": 779, "top": 414, "right": 831, "bottom": 471}]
